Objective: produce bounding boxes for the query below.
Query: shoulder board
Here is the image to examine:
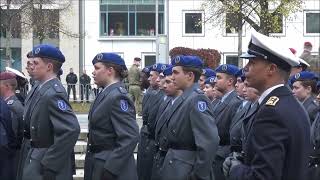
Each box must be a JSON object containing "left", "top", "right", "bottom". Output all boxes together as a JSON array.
[
  {"left": 7, "top": 100, "right": 14, "bottom": 105},
  {"left": 118, "top": 87, "right": 127, "bottom": 94},
  {"left": 265, "top": 96, "right": 279, "bottom": 106},
  {"left": 195, "top": 88, "right": 204, "bottom": 94},
  {"left": 53, "top": 83, "right": 64, "bottom": 93}
]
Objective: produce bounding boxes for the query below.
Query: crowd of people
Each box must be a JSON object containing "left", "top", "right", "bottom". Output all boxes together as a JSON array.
[{"left": 0, "top": 30, "right": 319, "bottom": 180}]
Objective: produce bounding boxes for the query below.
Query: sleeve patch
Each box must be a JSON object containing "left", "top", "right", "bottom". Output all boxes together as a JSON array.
[
  {"left": 57, "top": 100, "right": 67, "bottom": 111},
  {"left": 197, "top": 101, "right": 207, "bottom": 112},
  {"left": 120, "top": 99, "right": 129, "bottom": 111},
  {"left": 265, "top": 96, "right": 279, "bottom": 106}
]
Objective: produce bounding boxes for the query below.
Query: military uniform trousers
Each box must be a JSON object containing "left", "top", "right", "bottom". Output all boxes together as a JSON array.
[
  {"left": 137, "top": 127, "right": 157, "bottom": 180},
  {"left": 84, "top": 150, "right": 137, "bottom": 180},
  {"left": 129, "top": 85, "right": 142, "bottom": 114},
  {"left": 16, "top": 138, "right": 31, "bottom": 180},
  {"left": 22, "top": 147, "right": 74, "bottom": 180}
]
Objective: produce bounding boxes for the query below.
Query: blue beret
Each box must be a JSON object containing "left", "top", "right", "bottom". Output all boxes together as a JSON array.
[
  {"left": 235, "top": 68, "right": 246, "bottom": 82},
  {"left": 204, "top": 76, "right": 216, "bottom": 85},
  {"left": 215, "top": 64, "right": 239, "bottom": 76},
  {"left": 142, "top": 66, "right": 151, "bottom": 74},
  {"left": 291, "top": 71, "right": 318, "bottom": 84},
  {"left": 163, "top": 65, "right": 173, "bottom": 76},
  {"left": 202, "top": 68, "right": 216, "bottom": 78},
  {"left": 32, "top": 44, "right": 65, "bottom": 63},
  {"left": 150, "top": 63, "right": 167, "bottom": 73},
  {"left": 171, "top": 55, "right": 203, "bottom": 69},
  {"left": 92, "top": 53, "right": 127, "bottom": 70}
]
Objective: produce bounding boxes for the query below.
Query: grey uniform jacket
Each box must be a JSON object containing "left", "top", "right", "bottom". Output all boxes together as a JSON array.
[
  {"left": 22, "top": 78, "right": 80, "bottom": 180},
  {"left": 17, "top": 83, "right": 39, "bottom": 180},
  {"left": 303, "top": 96, "right": 319, "bottom": 124},
  {"left": 6, "top": 95, "right": 24, "bottom": 145},
  {"left": 84, "top": 82, "right": 139, "bottom": 180},
  {"left": 309, "top": 111, "right": 320, "bottom": 180},
  {"left": 212, "top": 90, "right": 242, "bottom": 157},
  {"left": 160, "top": 84, "right": 219, "bottom": 180}
]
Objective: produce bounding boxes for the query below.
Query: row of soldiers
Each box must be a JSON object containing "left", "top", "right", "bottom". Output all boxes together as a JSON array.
[
  {"left": 0, "top": 30, "right": 319, "bottom": 180},
  {"left": 137, "top": 31, "right": 320, "bottom": 180}
]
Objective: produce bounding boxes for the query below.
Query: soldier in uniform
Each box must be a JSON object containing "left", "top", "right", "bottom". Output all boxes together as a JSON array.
[
  {"left": 0, "top": 72, "right": 24, "bottom": 177},
  {"left": 84, "top": 53, "right": 139, "bottom": 180},
  {"left": 289, "top": 47, "right": 310, "bottom": 77},
  {"left": 212, "top": 64, "right": 242, "bottom": 180},
  {"left": 137, "top": 63, "right": 167, "bottom": 180},
  {"left": 21, "top": 44, "right": 80, "bottom": 180},
  {"left": 17, "top": 51, "right": 37, "bottom": 180},
  {"left": 128, "top": 57, "right": 142, "bottom": 114},
  {"left": 80, "top": 70, "right": 91, "bottom": 103},
  {"left": 291, "top": 71, "right": 319, "bottom": 124},
  {"left": 309, "top": 110, "right": 320, "bottom": 180},
  {"left": 224, "top": 31, "right": 311, "bottom": 180},
  {"left": 66, "top": 68, "right": 78, "bottom": 101},
  {"left": 0, "top": 98, "right": 17, "bottom": 180},
  {"left": 199, "top": 67, "right": 215, "bottom": 90},
  {"left": 151, "top": 65, "right": 183, "bottom": 180},
  {"left": 158, "top": 55, "right": 219, "bottom": 180}
]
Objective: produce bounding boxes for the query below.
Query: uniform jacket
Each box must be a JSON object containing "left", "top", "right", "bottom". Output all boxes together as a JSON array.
[
  {"left": 212, "top": 90, "right": 242, "bottom": 157},
  {"left": 84, "top": 82, "right": 139, "bottom": 180},
  {"left": 6, "top": 95, "right": 24, "bottom": 147},
  {"left": 22, "top": 78, "right": 80, "bottom": 180},
  {"left": 230, "top": 86, "right": 311, "bottom": 180},
  {"left": 137, "top": 88, "right": 165, "bottom": 180},
  {"left": 128, "top": 65, "right": 141, "bottom": 85},
  {"left": 160, "top": 84, "right": 219, "bottom": 180},
  {"left": 303, "top": 96, "right": 319, "bottom": 124},
  {"left": 80, "top": 74, "right": 91, "bottom": 86}
]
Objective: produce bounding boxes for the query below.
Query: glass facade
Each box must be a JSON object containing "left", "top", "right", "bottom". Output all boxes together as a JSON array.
[{"left": 100, "top": 0, "right": 164, "bottom": 36}]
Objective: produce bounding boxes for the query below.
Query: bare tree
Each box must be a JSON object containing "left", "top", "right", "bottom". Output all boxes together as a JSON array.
[
  {"left": 0, "top": 0, "right": 82, "bottom": 67},
  {"left": 202, "top": 0, "right": 303, "bottom": 64}
]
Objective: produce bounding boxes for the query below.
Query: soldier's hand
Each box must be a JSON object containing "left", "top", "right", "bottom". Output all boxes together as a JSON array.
[
  {"left": 223, "top": 156, "right": 232, "bottom": 177},
  {"left": 101, "top": 169, "right": 116, "bottom": 180}
]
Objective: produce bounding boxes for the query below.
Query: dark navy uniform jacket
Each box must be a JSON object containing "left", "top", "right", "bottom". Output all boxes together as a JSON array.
[{"left": 230, "top": 86, "right": 311, "bottom": 180}]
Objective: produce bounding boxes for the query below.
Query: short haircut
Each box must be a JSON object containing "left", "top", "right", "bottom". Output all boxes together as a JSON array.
[
  {"left": 41, "top": 58, "right": 63, "bottom": 74},
  {"left": 182, "top": 66, "right": 202, "bottom": 82}
]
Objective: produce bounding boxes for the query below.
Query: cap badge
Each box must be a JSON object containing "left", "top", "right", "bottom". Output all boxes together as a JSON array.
[
  {"left": 153, "top": 64, "right": 157, "bottom": 69},
  {"left": 202, "top": 69, "right": 206, "bottom": 74},
  {"left": 35, "top": 48, "right": 41, "bottom": 55},
  {"left": 161, "top": 65, "right": 166, "bottom": 70},
  {"left": 222, "top": 65, "right": 228, "bottom": 71},
  {"left": 175, "top": 56, "right": 180, "bottom": 64},
  {"left": 294, "top": 73, "right": 300, "bottom": 79},
  {"left": 210, "top": 77, "right": 215, "bottom": 83},
  {"left": 97, "top": 53, "right": 103, "bottom": 60}
]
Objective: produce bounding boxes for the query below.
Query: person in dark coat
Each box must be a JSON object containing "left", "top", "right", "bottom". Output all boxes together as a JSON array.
[
  {"left": 309, "top": 110, "right": 320, "bottom": 180},
  {"left": 84, "top": 53, "right": 139, "bottom": 180},
  {"left": 0, "top": 72, "right": 25, "bottom": 178},
  {"left": 0, "top": 98, "right": 17, "bottom": 180},
  {"left": 137, "top": 63, "right": 167, "bottom": 180},
  {"left": 212, "top": 64, "right": 242, "bottom": 180},
  {"left": 291, "top": 71, "right": 319, "bottom": 124},
  {"left": 224, "top": 31, "right": 311, "bottom": 180},
  {"left": 79, "top": 70, "right": 91, "bottom": 103},
  {"left": 151, "top": 65, "right": 182, "bottom": 180},
  {"left": 66, "top": 68, "right": 78, "bottom": 101},
  {"left": 158, "top": 55, "right": 219, "bottom": 180},
  {"left": 21, "top": 44, "right": 80, "bottom": 180}
]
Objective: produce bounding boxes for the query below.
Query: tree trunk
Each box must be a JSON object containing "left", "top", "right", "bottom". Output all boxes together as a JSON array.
[
  {"left": 5, "top": 0, "right": 12, "bottom": 67},
  {"left": 237, "top": 0, "right": 243, "bottom": 67}
]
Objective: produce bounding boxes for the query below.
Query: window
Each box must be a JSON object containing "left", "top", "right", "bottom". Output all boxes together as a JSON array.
[
  {"left": 183, "top": 11, "right": 204, "bottom": 36},
  {"left": 0, "top": 48, "right": 21, "bottom": 71},
  {"left": 225, "top": 55, "right": 239, "bottom": 67},
  {"left": 269, "top": 12, "right": 285, "bottom": 36},
  {"left": 100, "top": 0, "right": 165, "bottom": 37},
  {"left": 304, "top": 10, "right": 320, "bottom": 36},
  {"left": 142, "top": 54, "right": 156, "bottom": 67},
  {"left": 224, "top": 12, "right": 245, "bottom": 36}
]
